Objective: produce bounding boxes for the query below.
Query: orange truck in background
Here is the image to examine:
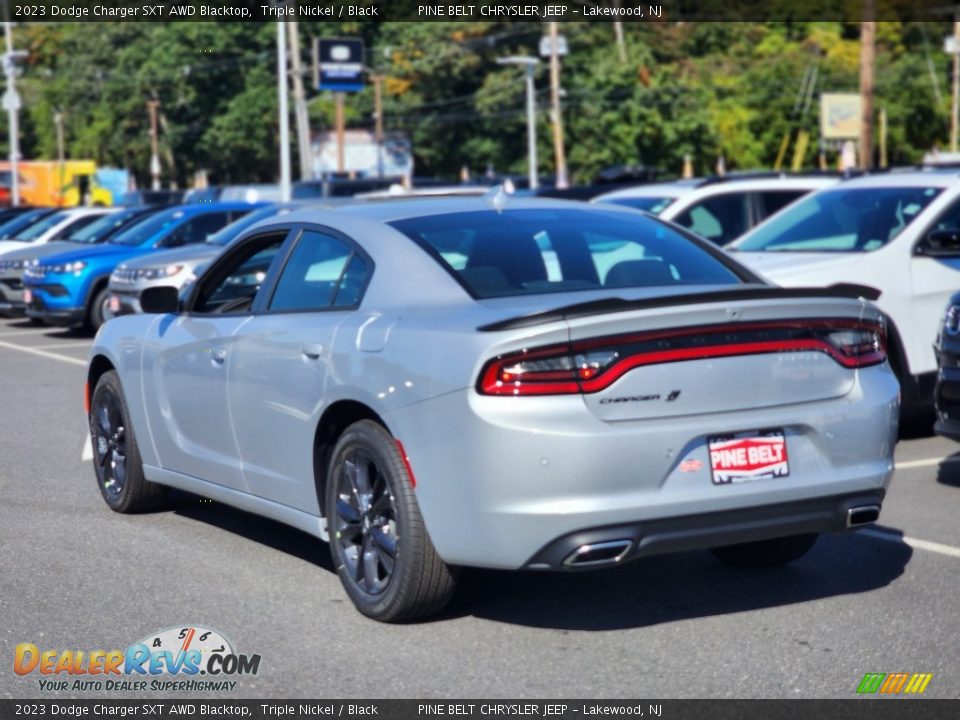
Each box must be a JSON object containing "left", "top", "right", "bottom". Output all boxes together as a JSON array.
[{"left": 0, "top": 160, "right": 114, "bottom": 207}]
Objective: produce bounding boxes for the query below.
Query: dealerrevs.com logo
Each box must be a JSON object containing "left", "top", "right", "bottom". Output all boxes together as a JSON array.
[{"left": 14, "top": 625, "right": 261, "bottom": 692}]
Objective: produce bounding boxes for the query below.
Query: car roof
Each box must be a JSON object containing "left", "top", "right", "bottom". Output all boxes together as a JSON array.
[
  {"left": 827, "top": 170, "right": 960, "bottom": 189},
  {"left": 275, "top": 196, "right": 621, "bottom": 226},
  {"left": 595, "top": 175, "right": 838, "bottom": 202}
]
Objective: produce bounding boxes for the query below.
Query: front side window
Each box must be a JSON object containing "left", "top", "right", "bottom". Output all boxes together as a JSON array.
[
  {"left": 269, "top": 230, "right": 368, "bottom": 311},
  {"left": 735, "top": 186, "right": 943, "bottom": 252},
  {"left": 390, "top": 208, "right": 742, "bottom": 299},
  {"left": 193, "top": 234, "right": 287, "bottom": 314}
]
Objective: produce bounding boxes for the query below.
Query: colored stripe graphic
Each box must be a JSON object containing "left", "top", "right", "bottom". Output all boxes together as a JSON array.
[{"left": 857, "top": 672, "right": 932, "bottom": 694}]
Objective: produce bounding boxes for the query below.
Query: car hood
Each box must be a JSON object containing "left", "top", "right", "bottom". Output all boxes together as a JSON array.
[
  {"left": 118, "top": 244, "right": 222, "bottom": 270},
  {"left": 0, "top": 241, "right": 88, "bottom": 262},
  {"left": 36, "top": 243, "right": 150, "bottom": 266},
  {"left": 730, "top": 251, "right": 868, "bottom": 287},
  {"left": 0, "top": 240, "right": 30, "bottom": 257}
]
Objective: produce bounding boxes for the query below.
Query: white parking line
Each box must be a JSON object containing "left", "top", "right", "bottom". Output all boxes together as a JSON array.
[
  {"left": 81, "top": 430, "right": 92, "bottom": 461},
  {"left": 858, "top": 528, "right": 960, "bottom": 559},
  {"left": 0, "top": 338, "right": 86, "bottom": 366},
  {"left": 32, "top": 341, "right": 92, "bottom": 350},
  {"left": 0, "top": 328, "right": 56, "bottom": 338},
  {"left": 895, "top": 456, "right": 960, "bottom": 470}
]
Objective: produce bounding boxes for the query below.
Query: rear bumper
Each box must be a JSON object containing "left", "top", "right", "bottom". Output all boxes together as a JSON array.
[
  {"left": 525, "top": 491, "right": 884, "bottom": 569},
  {"left": 388, "top": 364, "right": 899, "bottom": 569}
]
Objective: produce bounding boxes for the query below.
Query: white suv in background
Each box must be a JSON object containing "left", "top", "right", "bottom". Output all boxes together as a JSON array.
[
  {"left": 728, "top": 170, "right": 960, "bottom": 411},
  {"left": 592, "top": 173, "right": 839, "bottom": 245}
]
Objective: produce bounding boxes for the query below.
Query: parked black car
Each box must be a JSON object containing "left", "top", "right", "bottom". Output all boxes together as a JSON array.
[{"left": 934, "top": 291, "right": 960, "bottom": 440}]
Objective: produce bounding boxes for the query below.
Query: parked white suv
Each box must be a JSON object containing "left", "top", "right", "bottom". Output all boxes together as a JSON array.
[
  {"left": 593, "top": 173, "right": 839, "bottom": 245},
  {"left": 728, "top": 171, "right": 960, "bottom": 409}
]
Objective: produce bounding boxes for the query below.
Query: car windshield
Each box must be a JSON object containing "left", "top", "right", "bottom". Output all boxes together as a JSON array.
[
  {"left": 206, "top": 205, "right": 286, "bottom": 246},
  {"left": 65, "top": 208, "right": 148, "bottom": 244},
  {"left": 602, "top": 196, "right": 677, "bottom": 215},
  {"left": 390, "top": 208, "right": 743, "bottom": 299},
  {"left": 734, "top": 186, "right": 943, "bottom": 252},
  {"left": 109, "top": 207, "right": 187, "bottom": 246},
  {"left": 15, "top": 210, "right": 73, "bottom": 242},
  {"left": 0, "top": 209, "right": 54, "bottom": 240}
]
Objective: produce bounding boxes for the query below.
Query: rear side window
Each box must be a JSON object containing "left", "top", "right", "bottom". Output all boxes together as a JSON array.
[
  {"left": 756, "top": 190, "right": 806, "bottom": 219},
  {"left": 672, "top": 193, "right": 750, "bottom": 245},
  {"left": 389, "top": 208, "right": 742, "bottom": 299},
  {"left": 269, "top": 230, "right": 368, "bottom": 311}
]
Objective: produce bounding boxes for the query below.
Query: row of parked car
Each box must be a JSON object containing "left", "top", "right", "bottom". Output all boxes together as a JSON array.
[{"left": 3, "top": 169, "right": 960, "bottom": 430}]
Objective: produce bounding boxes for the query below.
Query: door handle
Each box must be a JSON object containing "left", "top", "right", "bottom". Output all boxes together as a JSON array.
[
  {"left": 210, "top": 348, "right": 227, "bottom": 365},
  {"left": 301, "top": 344, "right": 323, "bottom": 360}
]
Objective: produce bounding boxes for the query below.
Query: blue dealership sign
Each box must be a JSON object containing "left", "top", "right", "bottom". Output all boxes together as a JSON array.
[{"left": 317, "top": 38, "right": 365, "bottom": 93}]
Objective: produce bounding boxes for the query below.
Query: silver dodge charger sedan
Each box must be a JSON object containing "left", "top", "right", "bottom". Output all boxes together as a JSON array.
[{"left": 85, "top": 197, "right": 899, "bottom": 621}]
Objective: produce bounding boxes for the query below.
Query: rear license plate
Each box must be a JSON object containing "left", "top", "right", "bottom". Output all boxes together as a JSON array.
[
  {"left": 22, "top": 288, "right": 31, "bottom": 304},
  {"left": 708, "top": 430, "right": 789, "bottom": 485}
]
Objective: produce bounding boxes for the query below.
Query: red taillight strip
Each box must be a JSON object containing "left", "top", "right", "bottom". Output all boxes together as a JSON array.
[
  {"left": 479, "top": 319, "right": 885, "bottom": 396},
  {"left": 395, "top": 440, "right": 417, "bottom": 488}
]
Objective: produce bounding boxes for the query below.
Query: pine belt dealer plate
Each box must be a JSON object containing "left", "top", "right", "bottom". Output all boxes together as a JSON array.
[
  {"left": 22, "top": 288, "right": 31, "bottom": 304},
  {"left": 708, "top": 430, "right": 789, "bottom": 485}
]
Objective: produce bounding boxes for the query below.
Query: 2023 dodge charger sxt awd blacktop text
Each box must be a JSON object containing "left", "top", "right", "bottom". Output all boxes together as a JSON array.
[{"left": 85, "top": 198, "right": 899, "bottom": 621}]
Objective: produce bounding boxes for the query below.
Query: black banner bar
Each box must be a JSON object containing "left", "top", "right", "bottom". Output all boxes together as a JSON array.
[
  {"left": 1, "top": 700, "right": 959, "bottom": 720},
  {"left": 2, "top": 0, "right": 951, "bottom": 23}
]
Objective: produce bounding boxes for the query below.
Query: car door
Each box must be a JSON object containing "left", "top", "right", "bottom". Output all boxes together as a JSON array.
[
  {"left": 228, "top": 227, "right": 373, "bottom": 513},
  {"left": 140, "top": 230, "right": 292, "bottom": 490},
  {"left": 911, "top": 195, "right": 960, "bottom": 374}
]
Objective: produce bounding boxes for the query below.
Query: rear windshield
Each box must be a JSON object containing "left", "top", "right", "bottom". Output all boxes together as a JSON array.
[{"left": 389, "top": 208, "right": 743, "bottom": 299}]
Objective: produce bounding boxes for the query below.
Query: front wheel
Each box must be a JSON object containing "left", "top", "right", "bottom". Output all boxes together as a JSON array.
[
  {"left": 89, "top": 370, "right": 165, "bottom": 513},
  {"left": 325, "top": 420, "right": 456, "bottom": 622},
  {"left": 709, "top": 533, "right": 818, "bottom": 568},
  {"left": 88, "top": 286, "right": 113, "bottom": 331}
]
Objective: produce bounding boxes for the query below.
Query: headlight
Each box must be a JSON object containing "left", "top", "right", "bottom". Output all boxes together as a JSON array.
[
  {"left": 136, "top": 264, "right": 184, "bottom": 280},
  {"left": 946, "top": 305, "right": 960, "bottom": 335},
  {"left": 47, "top": 261, "right": 87, "bottom": 275}
]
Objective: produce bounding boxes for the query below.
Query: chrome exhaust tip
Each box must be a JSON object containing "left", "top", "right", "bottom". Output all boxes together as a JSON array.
[
  {"left": 847, "top": 505, "right": 881, "bottom": 528},
  {"left": 563, "top": 540, "right": 633, "bottom": 567}
]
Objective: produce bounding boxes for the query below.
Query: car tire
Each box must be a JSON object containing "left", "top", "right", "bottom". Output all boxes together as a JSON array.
[
  {"left": 88, "top": 286, "right": 113, "bottom": 331},
  {"left": 709, "top": 533, "right": 818, "bottom": 568},
  {"left": 325, "top": 420, "right": 456, "bottom": 622},
  {"left": 89, "top": 370, "right": 165, "bottom": 513}
]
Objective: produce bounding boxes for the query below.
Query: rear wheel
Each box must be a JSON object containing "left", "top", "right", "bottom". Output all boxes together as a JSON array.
[
  {"left": 325, "top": 420, "right": 456, "bottom": 622},
  {"left": 89, "top": 370, "right": 165, "bottom": 513},
  {"left": 709, "top": 533, "right": 818, "bottom": 568}
]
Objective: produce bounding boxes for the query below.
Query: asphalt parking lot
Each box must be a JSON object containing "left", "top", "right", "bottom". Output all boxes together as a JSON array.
[{"left": 1, "top": 315, "right": 959, "bottom": 700}]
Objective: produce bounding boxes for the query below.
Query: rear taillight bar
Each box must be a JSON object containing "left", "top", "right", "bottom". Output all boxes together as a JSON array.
[{"left": 478, "top": 319, "right": 886, "bottom": 397}]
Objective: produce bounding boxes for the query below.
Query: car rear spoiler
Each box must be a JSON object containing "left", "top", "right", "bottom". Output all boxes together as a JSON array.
[{"left": 477, "top": 283, "right": 882, "bottom": 332}]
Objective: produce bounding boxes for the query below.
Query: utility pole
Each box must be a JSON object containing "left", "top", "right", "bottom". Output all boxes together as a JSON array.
[
  {"left": 548, "top": 22, "right": 568, "bottom": 189},
  {"left": 613, "top": 22, "right": 626, "bottom": 63},
  {"left": 3, "top": 18, "right": 22, "bottom": 206},
  {"left": 54, "top": 111, "right": 65, "bottom": 206},
  {"left": 334, "top": 93, "right": 346, "bottom": 175},
  {"left": 497, "top": 56, "right": 540, "bottom": 190},
  {"left": 371, "top": 74, "right": 385, "bottom": 179},
  {"left": 276, "top": 21, "right": 291, "bottom": 202},
  {"left": 146, "top": 99, "right": 161, "bottom": 190},
  {"left": 952, "top": 17, "right": 960, "bottom": 152},
  {"left": 287, "top": 21, "right": 312, "bottom": 181},
  {"left": 858, "top": 9, "right": 875, "bottom": 169}
]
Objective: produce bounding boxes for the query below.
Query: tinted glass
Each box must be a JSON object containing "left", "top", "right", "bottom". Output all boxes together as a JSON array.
[
  {"left": 109, "top": 207, "right": 190, "bottom": 246},
  {"left": 65, "top": 208, "right": 155, "bottom": 244},
  {"left": 756, "top": 190, "right": 806, "bottom": 218},
  {"left": 390, "top": 208, "right": 742, "bottom": 299},
  {"left": 270, "top": 231, "right": 354, "bottom": 311},
  {"left": 672, "top": 193, "right": 750, "bottom": 245},
  {"left": 604, "top": 196, "right": 677, "bottom": 215},
  {"left": 15, "top": 211, "right": 73, "bottom": 242},
  {"left": 49, "top": 214, "right": 104, "bottom": 241},
  {"left": 206, "top": 205, "right": 290, "bottom": 247},
  {"left": 0, "top": 209, "right": 56, "bottom": 240},
  {"left": 160, "top": 212, "right": 231, "bottom": 247},
  {"left": 736, "top": 187, "right": 942, "bottom": 252},
  {"left": 196, "top": 238, "right": 286, "bottom": 314}
]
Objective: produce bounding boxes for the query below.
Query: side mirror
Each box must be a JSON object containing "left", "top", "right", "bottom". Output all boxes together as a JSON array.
[
  {"left": 922, "top": 228, "right": 960, "bottom": 255},
  {"left": 140, "top": 285, "right": 181, "bottom": 314}
]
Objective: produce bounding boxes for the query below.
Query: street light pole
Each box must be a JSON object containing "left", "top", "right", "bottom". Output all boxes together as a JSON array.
[
  {"left": 277, "top": 20, "right": 292, "bottom": 202},
  {"left": 497, "top": 56, "right": 539, "bottom": 190},
  {"left": 3, "top": 20, "right": 21, "bottom": 206}
]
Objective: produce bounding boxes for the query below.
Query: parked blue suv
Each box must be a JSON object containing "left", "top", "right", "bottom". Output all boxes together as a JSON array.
[{"left": 23, "top": 201, "right": 260, "bottom": 330}]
